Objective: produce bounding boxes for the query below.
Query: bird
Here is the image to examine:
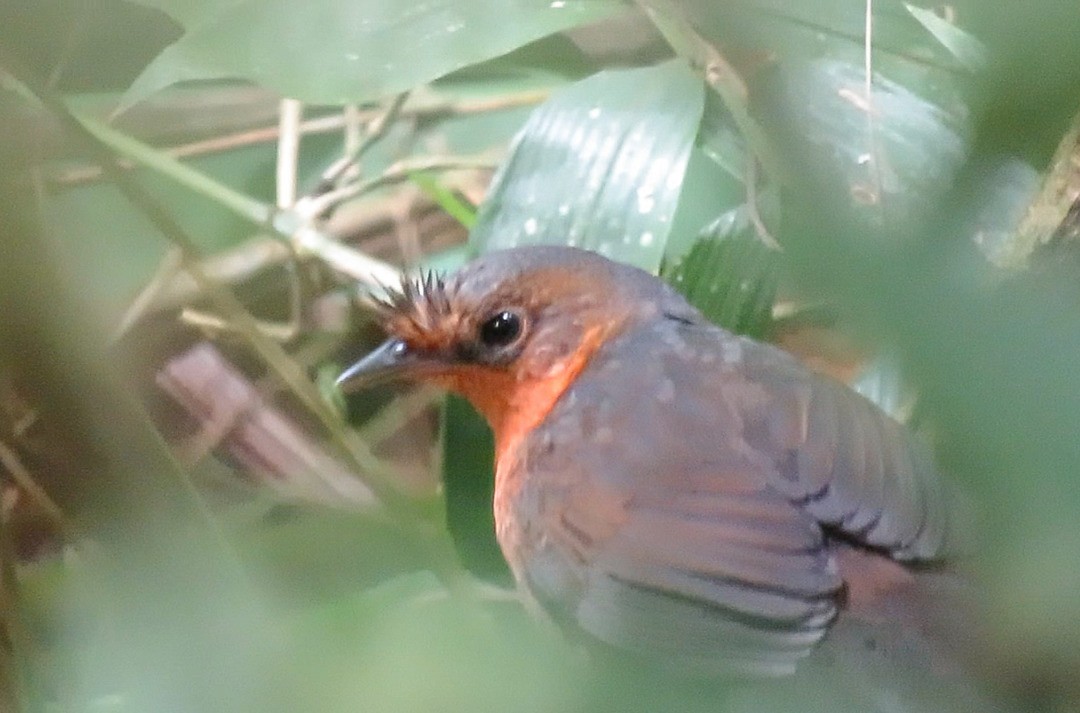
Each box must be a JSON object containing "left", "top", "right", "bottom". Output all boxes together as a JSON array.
[{"left": 336, "top": 245, "right": 961, "bottom": 678}]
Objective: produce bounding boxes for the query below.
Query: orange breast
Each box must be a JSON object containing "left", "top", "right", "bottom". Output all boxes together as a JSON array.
[
  {"left": 449, "top": 350, "right": 591, "bottom": 470},
  {"left": 445, "top": 328, "right": 608, "bottom": 560}
]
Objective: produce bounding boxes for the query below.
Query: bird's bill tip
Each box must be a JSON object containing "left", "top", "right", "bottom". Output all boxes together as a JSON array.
[{"left": 336, "top": 338, "right": 414, "bottom": 392}]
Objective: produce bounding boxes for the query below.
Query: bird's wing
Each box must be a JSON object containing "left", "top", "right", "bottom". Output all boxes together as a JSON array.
[
  {"left": 544, "top": 473, "right": 842, "bottom": 675},
  {"left": 731, "top": 328, "right": 951, "bottom": 560},
  {"left": 517, "top": 318, "right": 949, "bottom": 673}
]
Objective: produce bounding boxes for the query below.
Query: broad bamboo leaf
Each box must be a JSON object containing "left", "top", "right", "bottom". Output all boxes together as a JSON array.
[
  {"left": 661, "top": 209, "right": 780, "bottom": 338},
  {"left": 120, "top": 0, "right": 623, "bottom": 109},
  {"left": 904, "top": 4, "right": 988, "bottom": 72},
  {"left": 686, "top": 0, "right": 967, "bottom": 75},
  {"left": 756, "top": 58, "right": 969, "bottom": 233},
  {"left": 684, "top": 0, "right": 975, "bottom": 231},
  {"left": 471, "top": 60, "right": 705, "bottom": 272},
  {"left": 127, "top": 0, "right": 241, "bottom": 27},
  {"left": 663, "top": 139, "right": 747, "bottom": 261}
]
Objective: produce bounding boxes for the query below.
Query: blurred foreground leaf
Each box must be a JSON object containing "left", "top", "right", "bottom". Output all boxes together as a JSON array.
[
  {"left": 777, "top": 54, "right": 1080, "bottom": 696},
  {"left": 755, "top": 57, "right": 970, "bottom": 233},
  {"left": 903, "top": 4, "right": 987, "bottom": 72},
  {"left": 128, "top": 0, "right": 230, "bottom": 27},
  {"left": 686, "top": 0, "right": 967, "bottom": 72},
  {"left": 289, "top": 571, "right": 587, "bottom": 713},
  {"left": 121, "top": 0, "right": 623, "bottom": 108},
  {"left": 2, "top": 162, "right": 298, "bottom": 712}
]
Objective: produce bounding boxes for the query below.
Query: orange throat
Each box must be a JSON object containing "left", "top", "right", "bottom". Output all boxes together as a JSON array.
[{"left": 446, "top": 329, "right": 605, "bottom": 472}]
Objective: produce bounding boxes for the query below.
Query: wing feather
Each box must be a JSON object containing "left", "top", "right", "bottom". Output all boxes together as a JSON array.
[
  {"left": 732, "top": 332, "right": 950, "bottom": 559},
  {"left": 840, "top": 390, "right": 886, "bottom": 532},
  {"left": 512, "top": 318, "right": 950, "bottom": 672},
  {"left": 575, "top": 572, "right": 829, "bottom": 675}
]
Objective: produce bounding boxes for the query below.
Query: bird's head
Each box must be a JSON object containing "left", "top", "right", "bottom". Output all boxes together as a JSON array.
[{"left": 337, "top": 246, "right": 696, "bottom": 450}]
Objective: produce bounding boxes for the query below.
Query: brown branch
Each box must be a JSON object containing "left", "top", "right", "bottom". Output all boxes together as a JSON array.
[
  {"left": 157, "top": 343, "right": 380, "bottom": 509},
  {"left": 0, "top": 440, "right": 71, "bottom": 540},
  {"left": 317, "top": 92, "right": 410, "bottom": 193},
  {"left": 47, "top": 90, "right": 545, "bottom": 188}
]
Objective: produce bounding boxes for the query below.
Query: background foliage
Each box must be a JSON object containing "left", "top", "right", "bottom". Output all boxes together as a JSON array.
[{"left": 2, "top": 1, "right": 1080, "bottom": 711}]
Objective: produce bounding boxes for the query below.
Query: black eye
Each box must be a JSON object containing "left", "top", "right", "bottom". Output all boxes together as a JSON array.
[{"left": 479, "top": 310, "right": 522, "bottom": 347}]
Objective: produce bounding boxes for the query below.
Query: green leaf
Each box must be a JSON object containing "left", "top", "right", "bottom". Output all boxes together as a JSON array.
[
  {"left": 640, "top": 0, "right": 784, "bottom": 185},
  {"left": 126, "top": 0, "right": 242, "bottom": 28},
  {"left": 120, "top": 0, "right": 624, "bottom": 109},
  {"left": 288, "top": 570, "right": 583, "bottom": 713},
  {"left": 696, "top": 92, "right": 749, "bottom": 184},
  {"left": 661, "top": 209, "right": 780, "bottom": 338},
  {"left": 687, "top": 0, "right": 966, "bottom": 74},
  {"left": 663, "top": 140, "right": 746, "bottom": 261},
  {"left": 408, "top": 171, "right": 478, "bottom": 229},
  {"left": 755, "top": 57, "right": 969, "bottom": 231},
  {"left": 436, "top": 31, "right": 601, "bottom": 96},
  {"left": 673, "top": 1, "right": 976, "bottom": 236},
  {"left": 317, "top": 363, "right": 349, "bottom": 417},
  {"left": 440, "top": 395, "right": 508, "bottom": 583},
  {"left": 904, "top": 4, "right": 988, "bottom": 72},
  {"left": 471, "top": 59, "right": 706, "bottom": 272}
]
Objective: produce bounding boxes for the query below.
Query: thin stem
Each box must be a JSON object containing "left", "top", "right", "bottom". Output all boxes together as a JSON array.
[
  {"left": 320, "top": 91, "right": 410, "bottom": 191},
  {"left": 72, "top": 109, "right": 273, "bottom": 226},
  {"left": 745, "top": 157, "right": 781, "bottom": 250},
  {"left": 6, "top": 68, "right": 426, "bottom": 526},
  {"left": 343, "top": 104, "right": 362, "bottom": 157},
  {"left": 112, "top": 246, "right": 184, "bottom": 342},
  {"left": 303, "top": 154, "right": 497, "bottom": 218},
  {"left": 52, "top": 114, "right": 344, "bottom": 186},
  {"left": 275, "top": 98, "right": 303, "bottom": 209},
  {"left": 49, "top": 89, "right": 547, "bottom": 187},
  {"left": 863, "top": 0, "right": 885, "bottom": 211},
  {"left": 0, "top": 440, "right": 71, "bottom": 540},
  {"left": 638, "top": 0, "right": 786, "bottom": 185},
  {"left": 358, "top": 386, "right": 441, "bottom": 446},
  {"left": 179, "top": 308, "right": 300, "bottom": 342},
  {"left": 69, "top": 106, "right": 401, "bottom": 287},
  {"left": 274, "top": 99, "right": 307, "bottom": 340}
]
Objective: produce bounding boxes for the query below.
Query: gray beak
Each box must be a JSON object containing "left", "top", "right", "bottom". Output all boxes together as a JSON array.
[{"left": 336, "top": 338, "right": 420, "bottom": 392}]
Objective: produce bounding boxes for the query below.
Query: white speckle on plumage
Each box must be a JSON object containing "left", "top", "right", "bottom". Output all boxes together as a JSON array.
[
  {"left": 722, "top": 340, "right": 743, "bottom": 364},
  {"left": 657, "top": 378, "right": 676, "bottom": 403}
]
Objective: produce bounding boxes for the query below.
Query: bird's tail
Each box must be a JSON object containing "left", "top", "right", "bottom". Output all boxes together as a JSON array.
[{"left": 802, "top": 544, "right": 1003, "bottom": 712}]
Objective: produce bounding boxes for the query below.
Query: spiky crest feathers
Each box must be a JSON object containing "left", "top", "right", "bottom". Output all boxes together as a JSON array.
[{"left": 371, "top": 270, "right": 464, "bottom": 351}]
